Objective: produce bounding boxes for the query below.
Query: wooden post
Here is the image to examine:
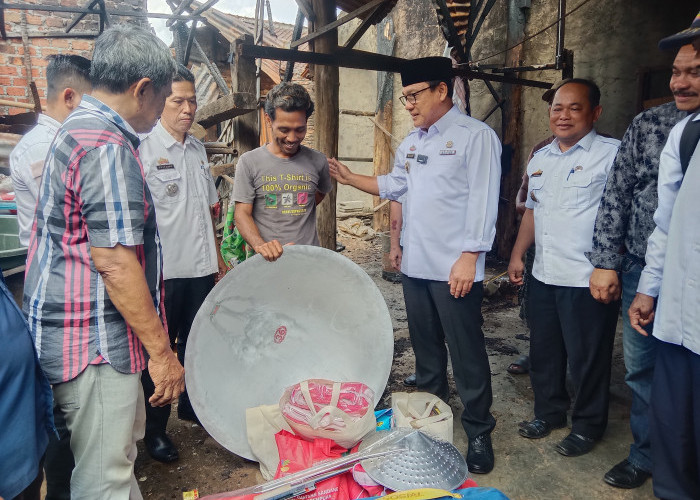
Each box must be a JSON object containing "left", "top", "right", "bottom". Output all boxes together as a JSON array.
[
  {"left": 372, "top": 16, "right": 394, "bottom": 234},
  {"left": 231, "top": 34, "right": 259, "bottom": 157},
  {"left": 495, "top": 0, "right": 529, "bottom": 259},
  {"left": 311, "top": 0, "right": 339, "bottom": 250}
]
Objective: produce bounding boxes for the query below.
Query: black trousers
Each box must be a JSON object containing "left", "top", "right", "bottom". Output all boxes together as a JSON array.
[
  {"left": 650, "top": 341, "right": 700, "bottom": 500},
  {"left": 142, "top": 274, "right": 215, "bottom": 436},
  {"left": 402, "top": 275, "right": 495, "bottom": 439},
  {"left": 527, "top": 277, "right": 619, "bottom": 439}
]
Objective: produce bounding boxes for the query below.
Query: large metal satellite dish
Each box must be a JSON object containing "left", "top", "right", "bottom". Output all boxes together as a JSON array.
[{"left": 185, "top": 245, "right": 394, "bottom": 460}]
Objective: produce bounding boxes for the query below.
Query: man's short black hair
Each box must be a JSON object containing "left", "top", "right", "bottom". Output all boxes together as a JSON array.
[
  {"left": 427, "top": 79, "right": 454, "bottom": 99},
  {"left": 556, "top": 78, "right": 601, "bottom": 108},
  {"left": 264, "top": 82, "right": 314, "bottom": 120},
  {"left": 173, "top": 63, "right": 195, "bottom": 84},
  {"left": 46, "top": 54, "right": 91, "bottom": 101}
]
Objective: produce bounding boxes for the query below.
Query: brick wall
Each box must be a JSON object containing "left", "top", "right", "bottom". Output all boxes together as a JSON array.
[{"left": 0, "top": 0, "right": 147, "bottom": 115}]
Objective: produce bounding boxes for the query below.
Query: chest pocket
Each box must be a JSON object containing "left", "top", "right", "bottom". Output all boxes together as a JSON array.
[
  {"left": 148, "top": 168, "right": 185, "bottom": 204},
  {"left": 528, "top": 175, "right": 546, "bottom": 206},
  {"left": 560, "top": 172, "right": 593, "bottom": 209}
]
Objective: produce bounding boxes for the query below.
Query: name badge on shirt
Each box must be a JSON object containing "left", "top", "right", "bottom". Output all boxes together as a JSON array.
[
  {"left": 156, "top": 163, "right": 175, "bottom": 171},
  {"left": 417, "top": 154, "right": 428, "bottom": 164},
  {"left": 439, "top": 149, "right": 456, "bottom": 155},
  {"left": 406, "top": 153, "right": 415, "bottom": 159}
]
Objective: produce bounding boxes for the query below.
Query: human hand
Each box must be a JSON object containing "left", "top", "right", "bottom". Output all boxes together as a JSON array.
[
  {"left": 628, "top": 293, "right": 655, "bottom": 336},
  {"left": 215, "top": 253, "right": 229, "bottom": 283},
  {"left": 147, "top": 350, "right": 185, "bottom": 407},
  {"left": 328, "top": 158, "right": 353, "bottom": 185},
  {"left": 589, "top": 268, "right": 621, "bottom": 304},
  {"left": 448, "top": 253, "right": 477, "bottom": 298},
  {"left": 390, "top": 245, "right": 402, "bottom": 271},
  {"left": 254, "top": 240, "right": 284, "bottom": 261},
  {"left": 508, "top": 256, "right": 525, "bottom": 285}
]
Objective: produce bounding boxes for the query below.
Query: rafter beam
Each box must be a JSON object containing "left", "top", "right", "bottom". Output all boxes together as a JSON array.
[
  {"left": 342, "top": 3, "right": 383, "bottom": 49},
  {"left": 66, "top": 0, "right": 99, "bottom": 33},
  {"left": 166, "top": 0, "right": 218, "bottom": 26},
  {"left": 294, "top": 0, "right": 315, "bottom": 22},
  {"left": 283, "top": 8, "right": 306, "bottom": 82},
  {"left": 290, "top": 0, "right": 389, "bottom": 49}
]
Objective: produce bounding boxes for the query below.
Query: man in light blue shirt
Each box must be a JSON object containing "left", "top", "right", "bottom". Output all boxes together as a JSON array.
[
  {"left": 508, "top": 79, "right": 621, "bottom": 457},
  {"left": 628, "top": 16, "right": 700, "bottom": 498},
  {"left": 330, "top": 56, "right": 502, "bottom": 474}
]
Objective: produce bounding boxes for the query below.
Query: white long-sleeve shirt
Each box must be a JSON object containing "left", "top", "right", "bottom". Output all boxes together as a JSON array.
[
  {"left": 9, "top": 114, "right": 61, "bottom": 246},
  {"left": 638, "top": 114, "right": 700, "bottom": 355},
  {"left": 377, "top": 106, "right": 501, "bottom": 282}
]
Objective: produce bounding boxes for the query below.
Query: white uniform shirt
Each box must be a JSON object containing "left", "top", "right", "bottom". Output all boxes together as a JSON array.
[
  {"left": 9, "top": 114, "right": 61, "bottom": 246},
  {"left": 139, "top": 121, "right": 219, "bottom": 280},
  {"left": 638, "top": 114, "right": 700, "bottom": 355},
  {"left": 377, "top": 105, "right": 502, "bottom": 282},
  {"left": 525, "top": 130, "right": 620, "bottom": 287}
]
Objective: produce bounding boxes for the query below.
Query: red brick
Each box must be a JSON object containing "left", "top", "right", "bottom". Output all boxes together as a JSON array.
[
  {"left": 7, "top": 87, "right": 28, "bottom": 96},
  {"left": 0, "top": 76, "right": 11, "bottom": 86},
  {"left": 41, "top": 48, "right": 59, "bottom": 57},
  {"left": 31, "top": 67, "right": 41, "bottom": 78},
  {"left": 12, "top": 77, "right": 27, "bottom": 87},
  {"left": 4, "top": 11, "right": 21, "bottom": 23},
  {"left": 31, "top": 38, "right": 51, "bottom": 48},
  {"left": 45, "top": 17, "right": 65, "bottom": 29},
  {"left": 16, "top": 46, "right": 38, "bottom": 57},
  {"left": 26, "top": 14, "right": 43, "bottom": 26},
  {"left": 71, "top": 40, "right": 92, "bottom": 51},
  {"left": 51, "top": 39, "right": 70, "bottom": 49},
  {"left": 0, "top": 43, "right": 17, "bottom": 55},
  {"left": 32, "top": 57, "right": 49, "bottom": 68},
  {"left": 0, "top": 66, "right": 17, "bottom": 76}
]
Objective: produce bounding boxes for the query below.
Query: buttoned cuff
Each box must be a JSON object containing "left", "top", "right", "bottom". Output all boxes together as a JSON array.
[
  {"left": 636, "top": 270, "right": 661, "bottom": 298},
  {"left": 584, "top": 250, "right": 624, "bottom": 271},
  {"left": 377, "top": 174, "right": 388, "bottom": 199}
]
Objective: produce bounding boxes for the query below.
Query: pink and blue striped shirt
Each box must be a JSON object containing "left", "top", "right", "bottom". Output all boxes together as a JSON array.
[{"left": 23, "top": 95, "right": 165, "bottom": 384}]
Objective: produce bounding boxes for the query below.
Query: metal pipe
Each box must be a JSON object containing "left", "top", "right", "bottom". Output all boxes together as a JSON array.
[{"left": 555, "top": 0, "right": 566, "bottom": 70}]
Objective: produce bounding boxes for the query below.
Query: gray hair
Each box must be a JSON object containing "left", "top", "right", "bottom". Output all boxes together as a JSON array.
[
  {"left": 264, "top": 82, "right": 314, "bottom": 120},
  {"left": 90, "top": 25, "right": 176, "bottom": 94}
]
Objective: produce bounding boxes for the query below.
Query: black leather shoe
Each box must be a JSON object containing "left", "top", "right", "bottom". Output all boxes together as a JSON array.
[
  {"left": 144, "top": 433, "right": 178, "bottom": 463},
  {"left": 604, "top": 459, "right": 651, "bottom": 489},
  {"left": 556, "top": 432, "right": 596, "bottom": 457},
  {"left": 518, "top": 418, "right": 566, "bottom": 439},
  {"left": 466, "top": 434, "right": 494, "bottom": 474},
  {"left": 403, "top": 373, "right": 417, "bottom": 387}
]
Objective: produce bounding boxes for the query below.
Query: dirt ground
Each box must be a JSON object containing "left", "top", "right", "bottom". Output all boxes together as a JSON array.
[{"left": 8, "top": 233, "right": 653, "bottom": 499}]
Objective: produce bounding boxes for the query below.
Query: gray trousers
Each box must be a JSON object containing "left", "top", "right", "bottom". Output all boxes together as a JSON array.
[{"left": 52, "top": 364, "right": 145, "bottom": 500}]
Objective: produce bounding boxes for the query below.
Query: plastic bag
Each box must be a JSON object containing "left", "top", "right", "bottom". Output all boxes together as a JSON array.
[
  {"left": 220, "top": 202, "right": 254, "bottom": 267},
  {"left": 392, "top": 392, "right": 453, "bottom": 443},
  {"left": 280, "top": 379, "right": 376, "bottom": 449}
]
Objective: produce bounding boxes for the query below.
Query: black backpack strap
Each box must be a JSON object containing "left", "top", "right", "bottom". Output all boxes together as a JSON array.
[{"left": 679, "top": 111, "right": 700, "bottom": 176}]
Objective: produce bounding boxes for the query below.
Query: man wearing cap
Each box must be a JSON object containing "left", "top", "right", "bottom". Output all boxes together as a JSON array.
[
  {"left": 628, "top": 14, "right": 700, "bottom": 499},
  {"left": 586, "top": 34, "right": 698, "bottom": 489},
  {"left": 330, "top": 57, "right": 501, "bottom": 474},
  {"left": 508, "top": 79, "right": 621, "bottom": 457}
]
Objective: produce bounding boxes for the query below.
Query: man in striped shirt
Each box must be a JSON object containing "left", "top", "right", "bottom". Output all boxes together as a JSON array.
[{"left": 23, "top": 25, "right": 183, "bottom": 499}]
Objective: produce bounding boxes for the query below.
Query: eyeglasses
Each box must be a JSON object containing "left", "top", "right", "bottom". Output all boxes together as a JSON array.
[{"left": 399, "top": 86, "right": 433, "bottom": 106}]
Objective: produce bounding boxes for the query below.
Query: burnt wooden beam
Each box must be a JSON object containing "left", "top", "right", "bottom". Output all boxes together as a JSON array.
[
  {"left": 342, "top": 3, "right": 383, "bottom": 49},
  {"left": 97, "top": 0, "right": 111, "bottom": 32},
  {"left": 66, "top": 0, "right": 99, "bottom": 33},
  {"left": 294, "top": 0, "right": 315, "bottom": 22},
  {"left": 239, "top": 43, "right": 552, "bottom": 89},
  {"left": 290, "top": 0, "right": 389, "bottom": 49},
  {"left": 167, "top": 0, "right": 193, "bottom": 23},
  {"left": 195, "top": 92, "right": 256, "bottom": 129},
  {"left": 0, "top": 0, "right": 7, "bottom": 40},
  {"left": 283, "top": 9, "right": 305, "bottom": 82},
  {"left": 166, "top": 0, "right": 218, "bottom": 26},
  {"left": 5, "top": 3, "right": 203, "bottom": 20},
  {"left": 433, "top": 0, "right": 466, "bottom": 62},
  {"left": 470, "top": 0, "right": 497, "bottom": 44},
  {"left": 183, "top": 19, "right": 198, "bottom": 66}
]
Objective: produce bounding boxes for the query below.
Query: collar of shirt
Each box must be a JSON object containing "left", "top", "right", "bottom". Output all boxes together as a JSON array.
[
  {"left": 549, "top": 128, "right": 598, "bottom": 155},
  {"left": 36, "top": 113, "right": 61, "bottom": 133},
  {"left": 152, "top": 120, "right": 195, "bottom": 150},
  {"left": 416, "top": 105, "right": 461, "bottom": 140},
  {"left": 79, "top": 94, "right": 140, "bottom": 149}
]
